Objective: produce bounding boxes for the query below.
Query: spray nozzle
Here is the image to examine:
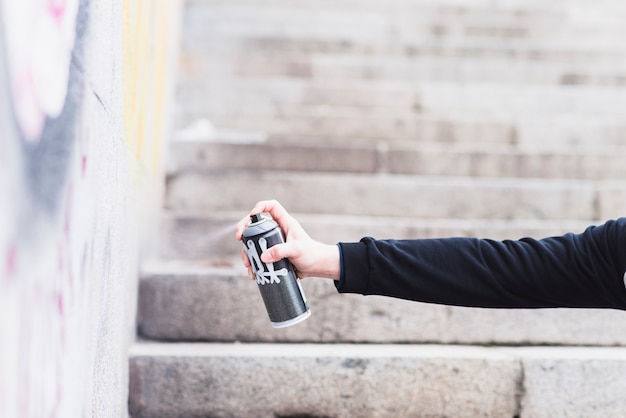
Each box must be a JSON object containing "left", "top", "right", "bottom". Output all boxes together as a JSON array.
[{"left": 250, "top": 214, "right": 264, "bottom": 224}]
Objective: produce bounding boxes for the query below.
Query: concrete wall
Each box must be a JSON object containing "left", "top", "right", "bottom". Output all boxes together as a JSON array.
[{"left": 0, "top": 0, "right": 179, "bottom": 416}]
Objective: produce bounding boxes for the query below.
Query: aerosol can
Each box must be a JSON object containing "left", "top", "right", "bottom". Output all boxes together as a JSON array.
[{"left": 242, "top": 214, "right": 311, "bottom": 328}]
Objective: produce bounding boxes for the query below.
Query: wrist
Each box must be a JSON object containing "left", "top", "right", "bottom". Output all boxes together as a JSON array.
[{"left": 305, "top": 243, "right": 341, "bottom": 280}]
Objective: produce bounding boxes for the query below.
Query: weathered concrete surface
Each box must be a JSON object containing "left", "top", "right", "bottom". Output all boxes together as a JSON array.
[
  {"left": 168, "top": 139, "right": 626, "bottom": 180},
  {"left": 169, "top": 139, "right": 381, "bottom": 174},
  {"left": 129, "top": 343, "right": 626, "bottom": 418},
  {"left": 507, "top": 347, "right": 626, "bottom": 418},
  {"left": 165, "top": 171, "right": 607, "bottom": 220},
  {"left": 146, "top": 2, "right": 626, "bottom": 417},
  {"left": 129, "top": 343, "right": 521, "bottom": 418},
  {"left": 138, "top": 265, "right": 626, "bottom": 346},
  {"left": 177, "top": 0, "right": 626, "bottom": 146},
  {"left": 158, "top": 211, "right": 593, "bottom": 261},
  {"left": 597, "top": 181, "right": 626, "bottom": 223},
  {"left": 0, "top": 0, "right": 179, "bottom": 416}
]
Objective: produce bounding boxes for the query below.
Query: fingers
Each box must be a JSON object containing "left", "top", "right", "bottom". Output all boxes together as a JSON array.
[
  {"left": 249, "top": 200, "right": 291, "bottom": 227},
  {"left": 260, "top": 242, "right": 297, "bottom": 264},
  {"left": 240, "top": 248, "right": 254, "bottom": 280},
  {"left": 235, "top": 200, "right": 292, "bottom": 241},
  {"left": 235, "top": 215, "right": 250, "bottom": 240},
  {"left": 237, "top": 200, "right": 301, "bottom": 280},
  {"left": 240, "top": 247, "right": 251, "bottom": 268},
  {"left": 260, "top": 245, "right": 279, "bottom": 263}
]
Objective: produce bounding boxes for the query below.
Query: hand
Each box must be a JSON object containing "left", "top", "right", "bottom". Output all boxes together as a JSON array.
[{"left": 236, "top": 200, "right": 340, "bottom": 280}]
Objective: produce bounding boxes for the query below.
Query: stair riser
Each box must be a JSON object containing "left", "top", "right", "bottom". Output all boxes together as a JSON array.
[
  {"left": 165, "top": 173, "right": 624, "bottom": 220},
  {"left": 184, "top": 81, "right": 626, "bottom": 116},
  {"left": 170, "top": 141, "right": 626, "bottom": 180},
  {"left": 138, "top": 273, "right": 626, "bottom": 345},
  {"left": 181, "top": 113, "right": 626, "bottom": 148},
  {"left": 519, "top": 349, "right": 626, "bottom": 417},
  {"left": 311, "top": 56, "right": 626, "bottom": 85},
  {"left": 183, "top": 2, "right": 626, "bottom": 52},
  {"left": 129, "top": 344, "right": 520, "bottom": 418},
  {"left": 159, "top": 214, "right": 592, "bottom": 261},
  {"left": 187, "top": 50, "right": 626, "bottom": 85},
  {"left": 129, "top": 343, "right": 626, "bottom": 418}
]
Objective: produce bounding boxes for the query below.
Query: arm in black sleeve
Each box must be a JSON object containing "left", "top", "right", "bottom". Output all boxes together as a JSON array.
[{"left": 336, "top": 218, "right": 626, "bottom": 310}]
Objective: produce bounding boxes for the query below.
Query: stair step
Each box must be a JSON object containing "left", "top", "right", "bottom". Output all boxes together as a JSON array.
[
  {"left": 165, "top": 171, "right": 625, "bottom": 221},
  {"left": 137, "top": 263, "right": 626, "bottom": 345},
  {"left": 169, "top": 139, "right": 626, "bottom": 179},
  {"left": 177, "top": 74, "right": 626, "bottom": 146},
  {"left": 158, "top": 212, "right": 592, "bottom": 261},
  {"left": 186, "top": 80, "right": 626, "bottom": 116},
  {"left": 129, "top": 342, "right": 626, "bottom": 418},
  {"left": 310, "top": 54, "right": 626, "bottom": 85},
  {"left": 179, "top": 109, "right": 626, "bottom": 146},
  {"left": 179, "top": 2, "right": 626, "bottom": 146},
  {"left": 129, "top": 342, "right": 520, "bottom": 418},
  {"left": 183, "top": 2, "right": 626, "bottom": 52}
]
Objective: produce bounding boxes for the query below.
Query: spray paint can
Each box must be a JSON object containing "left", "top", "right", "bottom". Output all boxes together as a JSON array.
[{"left": 242, "top": 214, "right": 311, "bottom": 328}]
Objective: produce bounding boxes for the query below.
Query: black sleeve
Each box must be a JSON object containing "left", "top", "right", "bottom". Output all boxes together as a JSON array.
[{"left": 336, "top": 218, "right": 626, "bottom": 310}]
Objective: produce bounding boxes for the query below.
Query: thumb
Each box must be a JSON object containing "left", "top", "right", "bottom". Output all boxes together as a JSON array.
[{"left": 261, "top": 243, "right": 294, "bottom": 263}]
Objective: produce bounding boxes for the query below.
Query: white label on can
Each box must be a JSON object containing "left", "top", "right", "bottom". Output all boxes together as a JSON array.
[
  {"left": 297, "top": 279, "right": 307, "bottom": 303},
  {"left": 245, "top": 238, "right": 288, "bottom": 285}
]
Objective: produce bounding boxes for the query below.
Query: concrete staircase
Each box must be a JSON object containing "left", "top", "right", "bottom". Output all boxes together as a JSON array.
[{"left": 129, "top": 1, "right": 626, "bottom": 417}]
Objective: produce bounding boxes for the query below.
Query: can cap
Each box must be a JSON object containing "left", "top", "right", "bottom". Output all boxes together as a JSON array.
[{"left": 243, "top": 214, "right": 278, "bottom": 239}]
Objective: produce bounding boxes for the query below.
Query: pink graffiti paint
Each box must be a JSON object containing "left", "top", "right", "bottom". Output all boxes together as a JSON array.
[
  {"left": 3, "top": 0, "right": 80, "bottom": 142},
  {"left": 57, "top": 293, "right": 64, "bottom": 316},
  {"left": 18, "top": 294, "right": 32, "bottom": 417},
  {"left": 12, "top": 72, "right": 45, "bottom": 141},
  {"left": 48, "top": 0, "right": 68, "bottom": 26},
  {"left": 57, "top": 244, "right": 64, "bottom": 273},
  {"left": 64, "top": 184, "right": 73, "bottom": 239},
  {"left": 81, "top": 155, "right": 87, "bottom": 177},
  {"left": 6, "top": 245, "right": 17, "bottom": 278},
  {"left": 52, "top": 382, "right": 63, "bottom": 418}
]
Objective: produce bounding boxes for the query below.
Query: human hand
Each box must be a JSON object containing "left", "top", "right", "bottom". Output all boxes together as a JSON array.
[{"left": 236, "top": 200, "right": 340, "bottom": 280}]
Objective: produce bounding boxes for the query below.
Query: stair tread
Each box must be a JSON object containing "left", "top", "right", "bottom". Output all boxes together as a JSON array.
[
  {"left": 167, "top": 169, "right": 626, "bottom": 186},
  {"left": 130, "top": 341, "right": 626, "bottom": 359},
  {"left": 130, "top": 341, "right": 512, "bottom": 358},
  {"left": 171, "top": 136, "right": 626, "bottom": 153},
  {"left": 161, "top": 210, "right": 596, "bottom": 227}
]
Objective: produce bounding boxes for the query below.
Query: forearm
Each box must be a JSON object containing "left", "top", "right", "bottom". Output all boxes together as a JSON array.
[
  {"left": 299, "top": 242, "right": 341, "bottom": 280},
  {"left": 336, "top": 218, "right": 626, "bottom": 310}
]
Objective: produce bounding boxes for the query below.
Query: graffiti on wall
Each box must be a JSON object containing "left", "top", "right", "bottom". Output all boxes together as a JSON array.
[
  {"left": 2, "top": 0, "right": 80, "bottom": 143},
  {"left": 0, "top": 0, "right": 96, "bottom": 416},
  {"left": 1, "top": 0, "right": 84, "bottom": 220},
  {"left": 0, "top": 0, "right": 179, "bottom": 416},
  {"left": 123, "top": 0, "right": 180, "bottom": 255},
  {"left": 124, "top": 0, "right": 176, "bottom": 173}
]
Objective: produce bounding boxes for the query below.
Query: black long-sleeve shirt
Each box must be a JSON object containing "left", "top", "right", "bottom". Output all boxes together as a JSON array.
[{"left": 336, "top": 218, "right": 626, "bottom": 310}]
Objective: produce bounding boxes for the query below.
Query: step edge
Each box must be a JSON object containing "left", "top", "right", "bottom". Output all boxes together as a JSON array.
[{"left": 129, "top": 341, "right": 626, "bottom": 360}]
